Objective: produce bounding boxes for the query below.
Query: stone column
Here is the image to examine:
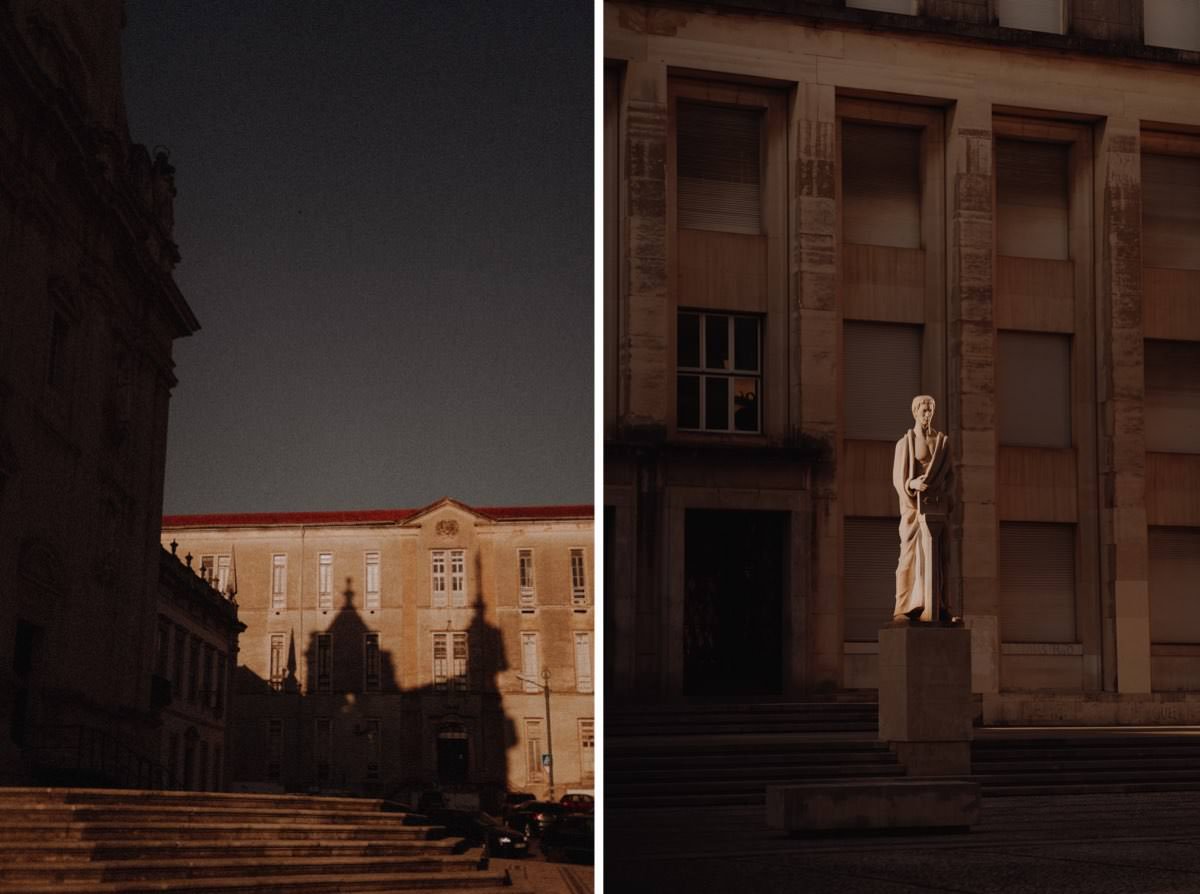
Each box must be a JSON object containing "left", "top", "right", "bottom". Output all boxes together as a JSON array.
[
  {"left": 945, "top": 98, "right": 999, "bottom": 697},
  {"left": 790, "top": 83, "right": 840, "bottom": 687},
  {"left": 1095, "top": 119, "right": 1150, "bottom": 694},
  {"left": 620, "top": 62, "right": 669, "bottom": 433}
]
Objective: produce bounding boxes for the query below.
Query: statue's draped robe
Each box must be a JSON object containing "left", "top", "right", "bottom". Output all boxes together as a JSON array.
[{"left": 893, "top": 427, "right": 953, "bottom": 618}]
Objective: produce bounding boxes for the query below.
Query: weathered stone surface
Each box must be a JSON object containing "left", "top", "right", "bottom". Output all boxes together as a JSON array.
[{"left": 766, "top": 779, "right": 980, "bottom": 832}]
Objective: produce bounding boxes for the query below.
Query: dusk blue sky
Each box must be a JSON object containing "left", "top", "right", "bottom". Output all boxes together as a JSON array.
[{"left": 121, "top": 1, "right": 593, "bottom": 514}]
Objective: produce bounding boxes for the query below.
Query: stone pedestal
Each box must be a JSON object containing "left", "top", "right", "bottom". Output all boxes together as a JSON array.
[{"left": 878, "top": 624, "right": 972, "bottom": 776}]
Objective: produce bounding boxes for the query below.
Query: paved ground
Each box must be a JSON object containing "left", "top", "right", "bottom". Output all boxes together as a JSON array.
[
  {"left": 606, "top": 791, "right": 1200, "bottom": 893},
  {"left": 493, "top": 848, "right": 593, "bottom": 894}
]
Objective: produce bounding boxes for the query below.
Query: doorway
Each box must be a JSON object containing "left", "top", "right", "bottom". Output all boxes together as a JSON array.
[
  {"left": 683, "top": 509, "right": 787, "bottom": 697},
  {"left": 437, "top": 728, "right": 469, "bottom": 783}
]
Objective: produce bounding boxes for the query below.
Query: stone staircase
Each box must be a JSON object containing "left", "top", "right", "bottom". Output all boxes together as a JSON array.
[
  {"left": 607, "top": 699, "right": 902, "bottom": 808},
  {"left": 972, "top": 729, "right": 1200, "bottom": 796},
  {"left": 0, "top": 788, "right": 525, "bottom": 892}
]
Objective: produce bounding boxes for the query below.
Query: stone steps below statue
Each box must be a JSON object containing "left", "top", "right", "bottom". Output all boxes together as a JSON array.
[
  {"left": 0, "top": 822, "right": 442, "bottom": 843},
  {"left": 608, "top": 747, "right": 899, "bottom": 769},
  {"left": 0, "top": 839, "right": 461, "bottom": 864},
  {"left": 4, "top": 870, "right": 523, "bottom": 893},
  {"left": 610, "top": 762, "right": 905, "bottom": 784},
  {"left": 0, "top": 788, "right": 388, "bottom": 813}
]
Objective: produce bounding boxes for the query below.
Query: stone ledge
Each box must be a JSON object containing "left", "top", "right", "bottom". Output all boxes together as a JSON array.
[{"left": 766, "top": 779, "right": 980, "bottom": 833}]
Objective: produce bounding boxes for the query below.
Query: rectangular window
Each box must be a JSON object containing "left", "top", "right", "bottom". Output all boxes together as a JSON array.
[
  {"left": 173, "top": 627, "right": 186, "bottom": 691},
  {"left": 521, "top": 632, "right": 540, "bottom": 692},
  {"left": 676, "top": 101, "right": 761, "bottom": 234},
  {"left": 574, "top": 632, "right": 593, "bottom": 694},
  {"left": 518, "top": 549, "right": 536, "bottom": 611},
  {"left": 579, "top": 719, "right": 595, "bottom": 781},
  {"left": 269, "top": 633, "right": 285, "bottom": 691},
  {"left": 998, "top": 331, "right": 1072, "bottom": 448},
  {"left": 155, "top": 616, "right": 171, "bottom": 677},
  {"left": 844, "top": 518, "right": 900, "bottom": 641},
  {"left": 215, "top": 651, "right": 226, "bottom": 716},
  {"left": 1145, "top": 340, "right": 1200, "bottom": 453},
  {"left": 997, "top": 139, "right": 1070, "bottom": 260},
  {"left": 366, "top": 718, "right": 382, "bottom": 780},
  {"left": 266, "top": 719, "right": 283, "bottom": 781},
  {"left": 364, "top": 551, "right": 380, "bottom": 610},
  {"left": 216, "top": 555, "right": 231, "bottom": 595},
  {"left": 318, "top": 552, "right": 333, "bottom": 611},
  {"left": 570, "top": 548, "right": 589, "bottom": 607},
  {"left": 202, "top": 644, "right": 214, "bottom": 708},
  {"left": 450, "top": 550, "right": 466, "bottom": 607},
  {"left": 677, "top": 311, "right": 761, "bottom": 433},
  {"left": 316, "top": 634, "right": 332, "bottom": 692},
  {"left": 271, "top": 554, "right": 287, "bottom": 610},
  {"left": 433, "top": 633, "right": 448, "bottom": 690},
  {"left": 188, "top": 635, "right": 201, "bottom": 703},
  {"left": 841, "top": 122, "right": 922, "bottom": 248},
  {"left": 452, "top": 631, "right": 468, "bottom": 691},
  {"left": 200, "top": 554, "right": 215, "bottom": 584},
  {"left": 1150, "top": 527, "right": 1200, "bottom": 644},
  {"left": 1142, "top": 154, "right": 1200, "bottom": 269},
  {"left": 999, "top": 522, "right": 1076, "bottom": 643},
  {"left": 364, "top": 633, "right": 381, "bottom": 691},
  {"left": 431, "top": 550, "right": 447, "bottom": 607},
  {"left": 525, "top": 718, "right": 545, "bottom": 781},
  {"left": 844, "top": 322, "right": 922, "bottom": 440},
  {"left": 996, "top": 0, "right": 1064, "bottom": 33},
  {"left": 1145, "top": 0, "right": 1200, "bottom": 52},
  {"left": 315, "top": 718, "right": 332, "bottom": 783}
]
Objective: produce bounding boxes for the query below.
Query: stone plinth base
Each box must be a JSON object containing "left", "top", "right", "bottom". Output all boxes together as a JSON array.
[
  {"left": 766, "top": 779, "right": 980, "bottom": 833},
  {"left": 879, "top": 624, "right": 972, "bottom": 776}
]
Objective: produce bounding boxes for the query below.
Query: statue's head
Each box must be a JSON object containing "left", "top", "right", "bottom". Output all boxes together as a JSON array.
[{"left": 911, "top": 395, "right": 935, "bottom": 429}]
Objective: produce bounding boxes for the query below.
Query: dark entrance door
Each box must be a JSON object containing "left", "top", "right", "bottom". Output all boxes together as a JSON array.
[
  {"left": 437, "top": 733, "right": 469, "bottom": 783},
  {"left": 684, "top": 509, "right": 786, "bottom": 697}
]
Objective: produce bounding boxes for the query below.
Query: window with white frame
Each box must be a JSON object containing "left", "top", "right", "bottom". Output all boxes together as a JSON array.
[
  {"left": 518, "top": 549, "right": 536, "bottom": 611},
  {"left": 525, "top": 718, "right": 545, "bottom": 781},
  {"left": 269, "top": 633, "right": 285, "bottom": 691},
  {"left": 450, "top": 550, "right": 466, "bottom": 607},
  {"left": 318, "top": 552, "right": 333, "bottom": 611},
  {"left": 570, "top": 548, "right": 588, "bottom": 607},
  {"left": 365, "top": 718, "right": 382, "bottom": 780},
  {"left": 431, "top": 551, "right": 447, "bottom": 608},
  {"left": 271, "top": 554, "right": 287, "bottom": 609},
  {"left": 677, "top": 311, "right": 761, "bottom": 433},
  {"left": 521, "top": 632, "right": 540, "bottom": 692},
  {"left": 216, "top": 555, "right": 230, "bottom": 594},
  {"left": 364, "top": 633, "right": 380, "bottom": 691},
  {"left": 200, "top": 554, "right": 215, "bottom": 583},
  {"left": 434, "top": 632, "right": 468, "bottom": 691},
  {"left": 579, "top": 719, "right": 594, "bottom": 781},
  {"left": 364, "top": 551, "right": 380, "bottom": 610},
  {"left": 315, "top": 717, "right": 332, "bottom": 783},
  {"left": 316, "top": 634, "right": 332, "bottom": 692},
  {"left": 574, "top": 632, "right": 593, "bottom": 693},
  {"left": 266, "top": 719, "right": 282, "bottom": 781}
]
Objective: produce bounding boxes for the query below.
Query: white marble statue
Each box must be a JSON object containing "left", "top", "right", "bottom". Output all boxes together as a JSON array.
[{"left": 893, "top": 394, "right": 955, "bottom": 623}]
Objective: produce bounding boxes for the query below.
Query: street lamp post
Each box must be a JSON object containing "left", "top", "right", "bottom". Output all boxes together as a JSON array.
[{"left": 542, "top": 668, "right": 554, "bottom": 800}]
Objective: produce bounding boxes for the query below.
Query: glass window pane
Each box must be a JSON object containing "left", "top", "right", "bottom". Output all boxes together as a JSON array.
[
  {"left": 704, "top": 315, "right": 729, "bottom": 371},
  {"left": 733, "top": 377, "right": 759, "bottom": 432},
  {"left": 678, "top": 313, "right": 700, "bottom": 368},
  {"left": 705, "top": 376, "right": 729, "bottom": 430},
  {"left": 677, "top": 375, "right": 700, "bottom": 429},
  {"left": 734, "top": 316, "right": 759, "bottom": 371}
]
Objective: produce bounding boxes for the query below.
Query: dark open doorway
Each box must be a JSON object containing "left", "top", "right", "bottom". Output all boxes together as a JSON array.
[
  {"left": 683, "top": 509, "right": 787, "bottom": 697},
  {"left": 436, "top": 729, "right": 469, "bottom": 784}
]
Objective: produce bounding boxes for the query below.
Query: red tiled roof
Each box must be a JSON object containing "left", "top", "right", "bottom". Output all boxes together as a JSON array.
[{"left": 162, "top": 503, "right": 593, "bottom": 529}]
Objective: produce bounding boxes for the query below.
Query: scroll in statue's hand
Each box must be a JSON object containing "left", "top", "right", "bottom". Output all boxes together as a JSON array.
[{"left": 908, "top": 477, "right": 928, "bottom": 493}]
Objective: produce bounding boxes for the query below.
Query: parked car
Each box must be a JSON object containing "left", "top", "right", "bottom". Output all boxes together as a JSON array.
[
  {"left": 541, "top": 813, "right": 594, "bottom": 864},
  {"left": 501, "top": 791, "right": 537, "bottom": 822},
  {"left": 428, "top": 808, "right": 529, "bottom": 857},
  {"left": 507, "top": 800, "right": 569, "bottom": 836},
  {"left": 560, "top": 792, "right": 594, "bottom": 813}
]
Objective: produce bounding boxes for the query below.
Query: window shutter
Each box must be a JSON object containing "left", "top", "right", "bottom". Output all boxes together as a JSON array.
[
  {"left": 999, "top": 522, "right": 1075, "bottom": 643},
  {"left": 677, "top": 102, "right": 762, "bottom": 235},
  {"left": 1145, "top": 340, "right": 1200, "bottom": 453},
  {"left": 841, "top": 122, "right": 922, "bottom": 249},
  {"left": 845, "top": 0, "right": 917, "bottom": 13},
  {"left": 996, "top": 0, "right": 1063, "bottom": 34},
  {"left": 997, "top": 139, "right": 1069, "bottom": 260},
  {"left": 1150, "top": 527, "right": 1200, "bottom": 643},
  {"left": 1145, "top": 0, "right": 1200, "bottom": 52},
  {"left": 998, "top": 331, "right": 1071, "bottom": 447},
  {"left": 844, "top": 322, "right": 922, "bottom": 440},
  {"left": 844, "top": 517, "right": 899, "bottom": 640},
  {"left": 1143, "top": 155, "right": 1200, "bottom": 269}
]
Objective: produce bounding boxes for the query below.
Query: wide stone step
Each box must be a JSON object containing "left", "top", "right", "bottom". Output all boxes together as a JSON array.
[
  {"left": 609, "top": 721, "right": 879, "bottom": 737},
  {"left": 973, "top": 734, "right": 1200, "bottom": 751},
  {"left": 983, "top": 780, "right": 1200, "bottom": 797},
  {"left": 0, "top": 804, "right": 426, "bottom": 827},
  {"left": 608, "top": 749, "right": 899, "bottom": 770},
  {"left": 0, "top": 854, "right": 481, "bottom": 884},
  {"left": 610, "top": 763, "right": 906, "bottom": 784},
  {"left": 0, "top": 788, "right": 386, "bottom": 814},
  {"left": 610, "top": 698, "right": 877, "bottom": 715},
  {"left": 4, "top": 869, "right": 520, "bottom": 893},
  {"left": 605, "top": 791, "right": 764, "bottom": 808},
  {"left": 0, "top": 839, "right": 460, "bottom": 864},
  {"left": 973, "top": 768, "right": 1200, "bottom": 787},
  {"left": 606, "top": 737, "right": 886, "bottom": 756},
  {"left": 972, "top": 755, "right": 1200, "bottom": 773},
  {"left": 0, "top": 822, "right": 442, "bottom": 843}
]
